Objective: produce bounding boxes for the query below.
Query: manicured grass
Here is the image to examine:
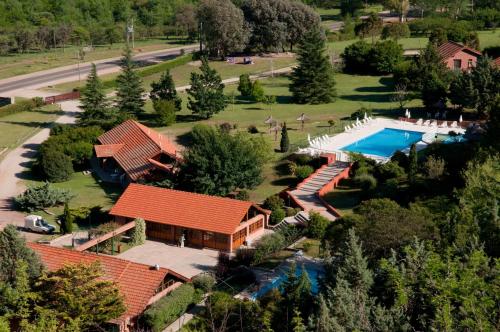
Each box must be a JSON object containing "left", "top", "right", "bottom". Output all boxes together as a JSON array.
[
  {"left": 25, "top": 173, "right": 123, "bottom": 225},
  {"left": 0, "top": 38, "right": 189, "bottom": 80},
  {"left": 322, "top": 179, "right": 362, "bottom": 215},
  {"left": 254, "top": 250, "right": 295, "bottom": 270},
  {"left": 478, "top": 30, "right": 500, "bottom": 50},
  {"left": 150, "top": 74, "right": 420, "bottom": 201},
  {"left": 295, "top": 238, "right": 322, "bottom": 258},
  {"left": 0, "top": 104, "right": 62, "bottom": 160}
]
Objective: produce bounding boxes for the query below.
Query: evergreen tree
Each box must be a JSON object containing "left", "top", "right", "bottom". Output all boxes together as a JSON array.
[
  {"left": 280, "top": 123, "right": 290, "bottom": 153},
  {"left": 0, "top": 225, "right": 43, "bottom": 285},
  {"left": 470, "top": 56, "right": 500, "bottom": 115},
  {"left": 238, "top": 73, "right": 253, "bottom": 97},
  {"left": 61, "top": 202, "right": 74, "bottom": 235},
  {"left": 115, "top": 47, "right": 145, "bottom": 116},
  {"left": 449, "top": 72, "right": 476, "bottom": 109},
  {"left": 187, "top": 57, "right": 227, "bottom": 119},
  {"left": 290, "top": 28, "right": 336, "bottom": 104},
  {"left": 310, "top": 295, "right": 335, "bottom": 332},
  {"left": 292, "top": 308, "right": 306, "bottom": 332},
  {"left": 408, "top": 143, "right": 418, "bottom": 183},
  {"left": 78, "top": 63, "right": 109, "bottom": 125},
  {"left": 150, "top": 70, "right": 182, "bottom": 112}
]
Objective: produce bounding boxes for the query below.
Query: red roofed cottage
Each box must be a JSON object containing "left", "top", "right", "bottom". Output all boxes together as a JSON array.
[
  {"left": 109, "top": 184, "right": 270, "bottom": 252},
  {"left": 437, "top": 41, "right": 482, "bottom": 71},
  {"left": 28, "top": 243, "right": 188, "bottom": 332},
  {"left": 94, "top": 120, "right": 181, "bottom": 184}
]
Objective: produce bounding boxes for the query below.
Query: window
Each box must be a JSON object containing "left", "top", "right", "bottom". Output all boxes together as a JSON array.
[
  {"left": 453, "top": 59, "right": 462, "bottom": 70},
  {"left": 468, "top": 59, "right": 473, "bottom": 68}
]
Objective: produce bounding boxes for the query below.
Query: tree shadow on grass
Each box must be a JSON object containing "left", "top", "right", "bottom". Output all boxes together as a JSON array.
[
  {"left": 354, "top": 85, "right": 393, "bottom": 93},
  {"left": 276, "top": 96, "right": 293, "bottom": 104},
  {"left": 340, "top": 94, "right": 392, "bottom": 103},
  {"left": 176, "top": 114, "right": 203, "bottom": 123},
  {"left": 379, "top": 76, "right": 394, "bottom": 87},
  {"left": 271, "top": 176, "right": 298, "bottom": 187},
  {"left": 0, "top": 121, "right": 52, "bottom": 128}
]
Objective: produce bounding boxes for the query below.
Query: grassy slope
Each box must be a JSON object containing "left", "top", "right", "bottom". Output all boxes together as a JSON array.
[
  {"left": 0, "top": 104, "right": 62, "bottom": 160},
  {"left": 0, "top": 38, "right": 188, "bottom": 80}
]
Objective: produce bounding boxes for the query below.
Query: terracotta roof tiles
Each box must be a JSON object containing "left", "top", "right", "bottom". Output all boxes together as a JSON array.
[
  {"left": 96, "top": 120, "right": 179, "bottom": 181},
  {"left": 109, "top": 184, "right": 259, "bottom": 234},
  {"left": 28, "top": 243, "right": 187, "bottom": 322},
  {"left": 438, "top": 41, "right": 481, "bottom": 60}
]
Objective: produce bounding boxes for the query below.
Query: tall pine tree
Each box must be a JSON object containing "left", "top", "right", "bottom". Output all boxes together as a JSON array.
[
  {"left": 150, "top": 70, "right": 182, "bottom": 112},
  {"left": 408, "top": 143, "right": 418, "bottom": 183},
  {"left": 290, "top": 28, "right": 336, "bottom": 104},
  {"left": 115, "top": 47, "right": 145, "bottom": 116},
  {"left": 187, "top": 57, "right": 227, "bottom": 119},
  {"left": 78, "top": 63, "right": 109, "bottom": 125}
]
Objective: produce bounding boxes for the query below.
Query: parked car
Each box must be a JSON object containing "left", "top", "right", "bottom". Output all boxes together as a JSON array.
[{"left": 24, "top": 215, "right": 55, "bottom": 234}]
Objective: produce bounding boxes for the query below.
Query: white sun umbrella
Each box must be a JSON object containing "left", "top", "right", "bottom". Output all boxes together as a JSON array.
[
  {"left": 356, "top": 117, "right": 360, "bottom": 125},
  {"left": 364, "top": 112, "right": 368, "bottom": 120},
  {"left": 459, "top": 115, "right": 463, "bottom": 123},
  {"left": 405, "top": 109, "right": 409, "bottom": 117},
  {"left": 407, "top": 111, "right": 411, "bottom": 119},
  {"left": 307, "top": 133, "right": 311, "bottom": 144},
  {"left": 297, "top": 113, "right": 309, "bottom": 131}
]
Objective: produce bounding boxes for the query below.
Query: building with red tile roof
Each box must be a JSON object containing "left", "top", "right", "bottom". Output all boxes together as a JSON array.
[
  {"left": 437, "top": 41, "right": 482, "bottom": 71},
  {"left": 110, "top": 184, "right": 270, "bottom": 252},
  {"left": 28, "top": 243, "right": 188, "bottom": 332},
  {"left": 94, "top": 120, "right": 181, "bottom": 184},
  {"left": 494, "top": 57, "right": 500, "bottom": 68}
]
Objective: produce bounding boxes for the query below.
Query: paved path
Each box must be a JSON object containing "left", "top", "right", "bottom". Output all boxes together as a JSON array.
[
  {"left": 0, "top": 100, "right": 81, "bottom": 227},
  {"left": 0, "top": 45, "right": 197, "bottom": 95},
  {"left": 289, "top": 162, "right": 350, "bottom": 220}
]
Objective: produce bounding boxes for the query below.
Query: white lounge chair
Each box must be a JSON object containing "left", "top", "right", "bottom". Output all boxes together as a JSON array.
[
  {"left": 415, "top": 119, "right": 423, "bottom": 126},
  {"left": 440, "top": 121, "right": 448, "bottom": 128},
  {"left": 450, "top": 121, "right": 458, "bottom": 128},
  {"left": 423, "top": 120, "right": 430, "bottom": 126},
  {"left": 429, "top": 120, "right": 436, "bottom": 127}
]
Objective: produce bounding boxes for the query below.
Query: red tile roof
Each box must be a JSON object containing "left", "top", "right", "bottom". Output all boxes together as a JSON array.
[
  {"left": 109, "top": 184, "right": 268, "bottom": 235},
  {"left": 438, "top": 41, "right": 481, "bottom": 60},
  {"left": 28, "top": 243, "right": 187, "bottom": 322},
  {"left": 96, "top": 120, "right": 179, "bottom": 181},
  {"left": 494, "top": 57, "right": 500, "bottom": 67},
  {"left": 95, "top": 144, "right": 124, "bottom": 158}
]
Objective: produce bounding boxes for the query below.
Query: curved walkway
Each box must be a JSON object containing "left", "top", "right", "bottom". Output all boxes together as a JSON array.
[
  {"left": 288, "top": 161, "right": 350, "bottom": 221},
  {"left": 0, "top": 100, "right": 81, "bottom": 227}
]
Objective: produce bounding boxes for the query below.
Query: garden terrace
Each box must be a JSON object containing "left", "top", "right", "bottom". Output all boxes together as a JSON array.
[{"left": 109, "top": 184, "right": 271, "bottom": 252}]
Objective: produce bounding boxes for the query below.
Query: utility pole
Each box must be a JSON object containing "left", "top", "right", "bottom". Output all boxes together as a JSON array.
[
  {"left": 126, "top": 18, "right": 134, "bottom": 48},
  {"left": 199, "top": 21, "right": 203, "bottom": 53}
]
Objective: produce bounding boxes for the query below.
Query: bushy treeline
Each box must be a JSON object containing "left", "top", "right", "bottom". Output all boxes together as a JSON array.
[{"left": 0, "top": 0, "right": 198, "bottom": 54}]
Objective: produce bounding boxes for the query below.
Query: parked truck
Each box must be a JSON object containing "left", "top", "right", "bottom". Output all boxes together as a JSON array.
[{"left": 24, "top": 215, "right": 55, "bottom": 234}]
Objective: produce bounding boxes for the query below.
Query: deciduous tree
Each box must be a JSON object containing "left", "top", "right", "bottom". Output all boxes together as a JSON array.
[{"left": 150, "top": 70, "right": 182, "bottom": 112}]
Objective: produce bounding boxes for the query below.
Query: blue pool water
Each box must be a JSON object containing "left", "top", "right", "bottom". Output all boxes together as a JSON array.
[
  {"left": 341, "top": 128, "right": 423, "bottom": 158},
  {"left": 250, "top": 265, "right": 323, "bottom": 300}
]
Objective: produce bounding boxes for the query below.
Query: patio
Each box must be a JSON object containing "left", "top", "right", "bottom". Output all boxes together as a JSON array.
[{"left": 117, "top": 240, "right": 219, "bottom": 279}]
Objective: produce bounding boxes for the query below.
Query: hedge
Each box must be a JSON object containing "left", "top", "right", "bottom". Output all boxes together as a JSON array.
[
  {"left": 142, "top": 283, "right": 196, "bottom": 332},
  {"left": 101, "top": 53, "right": 194, "bottom": 90},
  {"left": 0, "top": 99, "right": 38, "bottom": 118}
]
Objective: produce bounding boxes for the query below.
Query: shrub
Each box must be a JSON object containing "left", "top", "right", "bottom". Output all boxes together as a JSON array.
[
  {"left": 369, "top": 40, "right": 404, "bottom": 74},
  {"left": 263, "top": 195, "right": 284, "bottom": 211},
  {"left": 350, "top": 107, "right": 372, "bottom": 120},
  {"left": 15, "top": 182, "right": 74, "bottom": 212},
  {"left": 295, "top": 165, "right": 314, "bottom": 181},
  {"left": 375, "top": 161, "right": 406, "bottom": 182},
  {"left": 253, "top": 232, "right": 286, "bottom": 264},
  {"left": 153, "top": 99, "right": 176, "bottom": 126},
  {"left": 238, "top": 74, "right": 253, "bottom": 97},
  {"left": 143, "top": 283, "right": 196, "bottom": 332},
  {"left": 40, "top": 149, "right": 74, "bottom": 182},
  {"left": 0, "top": 99, "right": 38, "bottom": 118},
  {"left": 269, "top": 208, "right": 286, "bottom": 225},
  {"left": 391, "top": 150, "right": 409, "bottom": 170},
  {"left": 219, "top": 122, "right": 232, "bottom": 133},
  {"left": 216, "top": 252, "right": 231, "bottom": 278},
  {"left": 247, "top": 125, "right": 259, "bottom": 134},
  {"left": 251, "top": 80, "right": 265, "bottom": 103},
  {"left": 236, "top": 190, "right": 250, "bottom": 201},
  {"left": 292, "top": 154, "right": 313, "bottom": 166},
  {"left": 192, "top": 273, "right": 216, "bottom": 292},
  {"left": 235, "top": 248, "right": 255, "bottom": 266},
  {"left": 354, "top": 173, "right": 378, "bottom": 192},
  {"left": 286, "top": 207, "right": 297, "bottom": 217},
  {"left": 381, "top": 23, "right": 410, "bottom": 40},
  {"left": 424, "top": 156, "right": 446, "bottom": 180},
  {"left": 131, "top": 218, "right": 146, "bottom": 246},
  {"left": 342, "top": 40, "right": 372, "bottom": 74},
  {"left": 307, "top": 211, "right": 330, "bottom": 239}
]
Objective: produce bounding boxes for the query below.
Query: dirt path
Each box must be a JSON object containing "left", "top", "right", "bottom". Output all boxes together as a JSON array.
[{"left": 0, "top": 100, "right": 81, "bottom": 234}]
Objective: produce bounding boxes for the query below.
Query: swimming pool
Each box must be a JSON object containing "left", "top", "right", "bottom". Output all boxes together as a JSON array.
[
  {"left": 250, "top": 264, "right": 323, "bottom": 300},
  {"left": 341, "top": 128, "right": 423, "bottom": 158}
]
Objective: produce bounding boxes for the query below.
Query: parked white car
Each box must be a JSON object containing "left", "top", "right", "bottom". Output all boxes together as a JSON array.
[{"left": 24, "top": 215, "right": 55, "bottom": 234}]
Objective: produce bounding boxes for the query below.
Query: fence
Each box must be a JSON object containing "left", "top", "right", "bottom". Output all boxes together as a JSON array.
[{"left": 44, "top": 90, "right": 80, "bottom": 105}]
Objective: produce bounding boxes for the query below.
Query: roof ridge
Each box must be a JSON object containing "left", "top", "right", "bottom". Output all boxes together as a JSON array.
[{"left": 128, "top": 183, "right": 253, "bottom": 206}]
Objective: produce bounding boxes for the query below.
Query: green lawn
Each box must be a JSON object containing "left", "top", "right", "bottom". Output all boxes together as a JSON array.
[
  {"left": 0, "top": 37, "right": 189, "bottom": 80},
  {"left": 477, "top": 30, "right": 500, "bottom": 50},
  {"left": 0, "top": 104, "right": 62, "bottom": 161},
  {"left": 49, "top": 55, "right": 296, "bottom": 93},
  {"left": 294, "top": 238, "right": 322, "bottom": 258},
  {"left": 24, "top": 172, "right": 122, "bottom": 225},
  {"left": 148, "top": 73, "right": 420, "bottom": 202},
  {"left": 322, "top": 179, "right": 362, "bottom": 215}
]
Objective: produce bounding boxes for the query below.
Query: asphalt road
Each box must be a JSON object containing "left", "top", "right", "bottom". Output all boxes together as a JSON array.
[{"left": 0, "top": 45, "right": 197, "bottom": 94}]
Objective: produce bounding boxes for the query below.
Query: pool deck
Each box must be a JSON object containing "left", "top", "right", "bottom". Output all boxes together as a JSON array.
[
  {"left": 299, "top": 118, "right": 466, "bottom": 161},
  {"left": 236, "top": 255, "right": 324, "bottom": 301}
]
